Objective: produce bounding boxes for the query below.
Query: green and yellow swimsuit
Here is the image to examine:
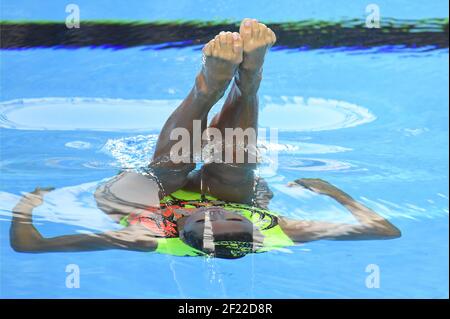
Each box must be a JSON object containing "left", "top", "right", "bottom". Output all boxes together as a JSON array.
[{"left": 119, "top": 189, "right": 294, "bottom": 256}]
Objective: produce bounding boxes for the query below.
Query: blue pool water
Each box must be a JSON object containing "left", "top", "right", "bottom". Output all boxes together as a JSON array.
[{"left": 0, "top": 1, "right": 449, "bottom": 298}]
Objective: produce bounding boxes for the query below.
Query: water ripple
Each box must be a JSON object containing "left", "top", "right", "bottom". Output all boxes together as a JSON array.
[{"left": 0, "top": 96, "right": 376, "bottom": 132}]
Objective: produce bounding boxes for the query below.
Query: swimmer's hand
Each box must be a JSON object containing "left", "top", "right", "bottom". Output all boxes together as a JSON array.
[
  {"left": 10, "top": 187, "right": 55, "bottom": 252},
  {"left": 23, "top": 187, "right": 55, "bottom": 207},
  {"left": 294, "top": 178, "right": 351, "bottom": 200}
]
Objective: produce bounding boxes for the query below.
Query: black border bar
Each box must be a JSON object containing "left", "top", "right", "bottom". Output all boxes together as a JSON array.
[{"left": 1, "top": 18, "right": 448, "bottom": 50}]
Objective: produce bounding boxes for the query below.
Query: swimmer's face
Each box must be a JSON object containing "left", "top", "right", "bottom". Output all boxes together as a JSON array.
[{"left": 179, "top": 207, "right": 254, "bottom": 240}]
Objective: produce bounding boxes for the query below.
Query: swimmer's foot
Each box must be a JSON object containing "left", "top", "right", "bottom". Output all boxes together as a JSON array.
[
  {"left": 237, "top": 18, "right": 276, "bottom": 92},
  {"left": 196, "top": 32, "right": 243, "bottom": 99}
]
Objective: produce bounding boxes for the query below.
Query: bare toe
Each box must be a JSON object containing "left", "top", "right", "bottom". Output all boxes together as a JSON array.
[
  {"left": 239, "top": 18, "right": 253, "bottom": 38},
  {"left": 259, "top": 23, "right": 268, "bottom": 39},
  {"left": 251, "top": 19, "right": 260, "bottom": 37},
  {"left": 232, "top": 32, "right": 243, "bottom": 55},
  {"left": 219, "top": 32, "right": 227, "bottom": 47},
  {"left": 225, "top": 32, "right": 233, "bottom": 45},
  {"left": 202, "top": 40, "right": 212, "bottom": 56}
]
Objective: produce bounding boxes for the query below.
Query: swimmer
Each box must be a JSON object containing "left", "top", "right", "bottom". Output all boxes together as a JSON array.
[{"left": 10, "top": 19, "right": 401, "bottom": 259}]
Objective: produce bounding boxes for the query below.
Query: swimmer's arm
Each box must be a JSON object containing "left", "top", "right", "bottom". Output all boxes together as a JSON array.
[
  {"left": 10, "top": 188, "right": 157, "bottom": 253},
  {"left": 279, "top": 179, "right": 401, "bottom": 242}
]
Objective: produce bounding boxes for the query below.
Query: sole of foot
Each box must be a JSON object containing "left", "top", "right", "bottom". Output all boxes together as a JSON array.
[
  {"left": 239, "top": 18, "right": 276, "bottom": 73},
  {"left": 197, "top": 31, "right": 243, "bottom": 97}
]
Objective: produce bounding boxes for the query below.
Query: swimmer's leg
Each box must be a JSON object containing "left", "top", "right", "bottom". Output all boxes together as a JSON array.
[
  {"left": 190, "top": 19, "right": 276, "bottom": 203},
  {"left": 149, "top": 32, "right": 243, "bottom": 194},
  {"left": 209, "top": 19, "right": 276, "bottom": 133},
  {"left": 93, "top": 32, "right": 244, "bottom": 217}
]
